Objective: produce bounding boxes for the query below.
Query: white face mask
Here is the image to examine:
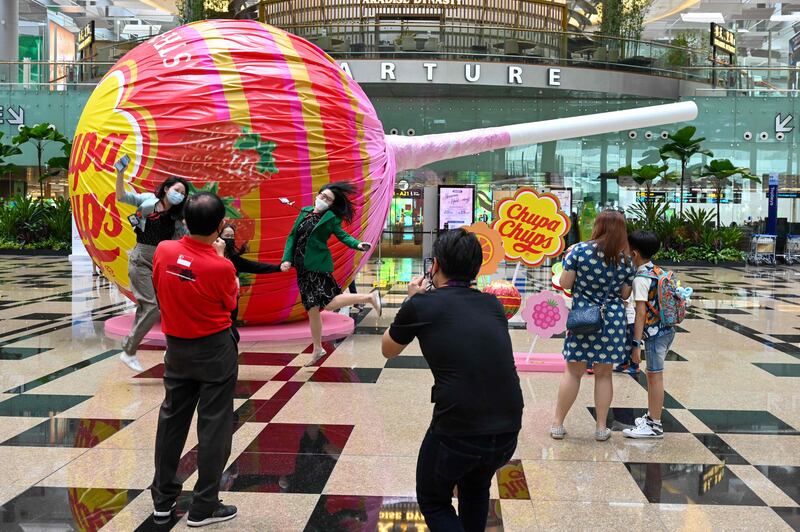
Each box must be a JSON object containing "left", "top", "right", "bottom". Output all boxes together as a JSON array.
[{"left": 315, "top": 198, "right": 330, "bottom": 212}]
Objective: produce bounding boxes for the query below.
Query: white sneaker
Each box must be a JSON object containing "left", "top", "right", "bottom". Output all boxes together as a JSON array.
[
  {"left": 623, "top": 421, "right": 664, "bottom": 439},
  {"left": 153, "top": 501, "right": 177, "bottom": 518},
  {"left": 119, "top": 352, "right": 144, "bottom": 372}
]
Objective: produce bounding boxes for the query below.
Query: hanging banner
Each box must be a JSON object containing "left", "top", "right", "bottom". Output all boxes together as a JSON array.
[
  {"left": 767, "top": 173, "right": 779, "bottom": 235},
  {"left": 492, "top": 188, "right": 570, "bottom": 267}
]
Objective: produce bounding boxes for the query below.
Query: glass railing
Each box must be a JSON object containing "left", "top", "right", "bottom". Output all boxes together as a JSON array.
[
  {"left": 1, "top": 23, "right": 798, "bottom": 96},
  {"left": 0, "top": 61, "right": 117, "bottom": 90},
  {"left": 282, "top": 22, "right": 712, "bottom": 82}
]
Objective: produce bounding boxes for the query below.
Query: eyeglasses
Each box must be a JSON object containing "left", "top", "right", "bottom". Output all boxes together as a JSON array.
[{"left": 317, "top": 192, "right": 335, "bottom": 204}]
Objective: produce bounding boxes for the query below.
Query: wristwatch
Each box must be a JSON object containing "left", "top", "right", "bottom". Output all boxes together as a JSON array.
[{"left": 632, "top": 338, "right": 645, "bottom": 348}]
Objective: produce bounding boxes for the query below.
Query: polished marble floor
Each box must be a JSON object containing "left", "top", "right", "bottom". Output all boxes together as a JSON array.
[{"left": 0, "top": 256, "right": 799, "bottom": 531}]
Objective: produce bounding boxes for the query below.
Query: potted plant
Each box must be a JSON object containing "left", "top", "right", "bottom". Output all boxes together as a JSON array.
[
  {"left": 12, "top": 123, "right": 69, "bottom": 200},
  {"left": 698, "top": 159, "right": 759, "bottom": 228},
  {"left": 659, "top": 125, "right": 713, "bottom": 216}
]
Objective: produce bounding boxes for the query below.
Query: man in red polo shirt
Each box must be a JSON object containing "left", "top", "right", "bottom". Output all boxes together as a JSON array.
[{"left": 150, "top": 192, "right": 239, "bottom": 528}]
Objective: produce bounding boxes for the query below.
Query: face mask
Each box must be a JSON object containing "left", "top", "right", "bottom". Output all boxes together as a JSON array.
[
  {"left": 167, "top": 190, "right": 185, "bottom": 205},
  {"left": 315, "top": 198, "right": 330, "bottom": 212},
  {"left": 222, "top": 237, "right": 236, "bottom": 249}
]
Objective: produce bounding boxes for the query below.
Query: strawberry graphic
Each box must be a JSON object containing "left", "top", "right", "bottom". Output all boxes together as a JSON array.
[
  {"left": 162, "top": 122, "right": 278, "bottom": 198},
  {"left": 231, "top": 217, "right": 256, "bottom": 248}
]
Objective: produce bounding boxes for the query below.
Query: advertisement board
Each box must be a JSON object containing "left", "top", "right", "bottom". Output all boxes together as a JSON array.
[{"left": 438, "top": 185, "right": 475, "bottom": 229}]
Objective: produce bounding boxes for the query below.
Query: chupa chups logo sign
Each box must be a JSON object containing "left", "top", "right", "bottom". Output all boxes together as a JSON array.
[{"left": 492, "top": 188, "right": 570, "bottom": 267}]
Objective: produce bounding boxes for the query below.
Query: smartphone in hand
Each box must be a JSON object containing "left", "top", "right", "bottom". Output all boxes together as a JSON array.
[
  {"left": 114, "top": 154, "right": 131, "bottom": 172},
  {"left": 360, "top": 242, "right": 372, "bottom": 251}
]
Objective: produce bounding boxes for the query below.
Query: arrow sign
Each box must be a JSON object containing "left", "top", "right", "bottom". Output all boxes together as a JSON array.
[
  {"left": 7, "top": 107, "right": 24, "bottom": 126},
  {"left": 775, "top": 113, "right": 794, "bottom": 133}
]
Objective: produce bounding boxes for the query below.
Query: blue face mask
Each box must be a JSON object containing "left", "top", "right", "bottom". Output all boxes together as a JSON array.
[{"left": 166, "top": 190, "right": 185, "bottom": 205}]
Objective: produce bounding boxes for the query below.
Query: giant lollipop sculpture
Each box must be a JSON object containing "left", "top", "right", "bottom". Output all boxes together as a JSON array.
[{"left": 69, "top": 19, "right": 697, "bottom": 327}]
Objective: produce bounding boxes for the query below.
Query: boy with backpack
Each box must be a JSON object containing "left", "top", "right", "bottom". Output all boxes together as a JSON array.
[{"left": 623, "top": 230, "right": 686, "bottom": 439}]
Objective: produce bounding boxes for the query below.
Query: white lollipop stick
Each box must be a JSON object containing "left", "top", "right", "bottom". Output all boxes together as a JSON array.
[
  {"left": 525, "top": 334, "right": 539, "bottom": 365},
  {"left": 387, "top": 101, "right": 698, "bottom": 171}
]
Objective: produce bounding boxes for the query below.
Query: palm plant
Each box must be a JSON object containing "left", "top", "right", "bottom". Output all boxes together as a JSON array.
[
  {"left": 659, "top": 126, "right": 713, "bottom": 216},
  {"left": 0, "top": 132, "right": 22, "bottom": 179},
  {"left": 12, "top": 123, "right": 68, "bottom": 200},
  {"left": 698, "top": 159, "right": 760, "bottom": 228},
  {"left": 615, "top": 162, "right": 678, "bottom": 201}
]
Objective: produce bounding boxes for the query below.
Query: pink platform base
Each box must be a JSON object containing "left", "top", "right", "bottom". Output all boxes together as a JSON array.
[
  {"left": 104, "top": 311, "right": 354, "bottom": 346},
  {"left": 514, "top": 352, "right": 566, "bottom": 373}
]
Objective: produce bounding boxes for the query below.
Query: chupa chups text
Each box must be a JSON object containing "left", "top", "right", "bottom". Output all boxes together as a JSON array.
[{"left": 492, "top": 188, "right": 569, "bottom": 267}]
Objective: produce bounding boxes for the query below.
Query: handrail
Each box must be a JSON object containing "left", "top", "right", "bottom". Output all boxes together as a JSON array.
[
  {"left": 276, "top": 21, "right": 708, "bottom": 56},
  {"left": 1, "top": 22, "right": 799, "bottom": 94}
]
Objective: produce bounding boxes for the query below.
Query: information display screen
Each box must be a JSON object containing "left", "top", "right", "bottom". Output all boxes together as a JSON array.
[{"left": 438, "top": 185, "right": 475, "bottom": 229}]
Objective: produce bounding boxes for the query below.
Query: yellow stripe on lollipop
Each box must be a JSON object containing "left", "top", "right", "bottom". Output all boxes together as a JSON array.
[
  {"left": 196, "top": 24, "right": 253, "bottom": 128},
  {"left": 263, "top": 25, "right": 330, "bottom": 195}
]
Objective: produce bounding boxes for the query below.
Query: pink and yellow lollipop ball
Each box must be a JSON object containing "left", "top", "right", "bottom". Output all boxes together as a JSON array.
[{"left": 69, "top": 19, "right": 393, "bottom": 325}]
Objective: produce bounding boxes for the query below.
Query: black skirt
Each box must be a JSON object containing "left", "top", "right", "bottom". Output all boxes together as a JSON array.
[{"left": 296, "top": 268, "right": 342, "bottom": 310}]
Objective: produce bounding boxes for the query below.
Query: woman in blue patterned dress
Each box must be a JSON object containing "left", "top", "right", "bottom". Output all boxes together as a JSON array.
[{"left": 551, "top": 210, "right": 634, "bottom": 441}]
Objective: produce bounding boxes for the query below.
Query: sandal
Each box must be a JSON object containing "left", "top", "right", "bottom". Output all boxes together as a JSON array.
[
  {"left": 305, "top": 348, "right": 327, "bottom": 367},
  {"left": 370, "top": 289, "right": 382, "bottom": 317},
  {"left": 550, "top": 425, "right": 567, "bottom": 439}
]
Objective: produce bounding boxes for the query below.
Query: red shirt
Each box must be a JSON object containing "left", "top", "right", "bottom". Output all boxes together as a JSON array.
[{"left": 153, "top": 236, "right": 238, "bottom": 339}]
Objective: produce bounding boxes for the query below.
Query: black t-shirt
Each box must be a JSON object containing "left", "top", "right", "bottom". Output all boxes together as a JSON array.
[{"left": 389, "top": 286, "right": 524, "bottom": 437}]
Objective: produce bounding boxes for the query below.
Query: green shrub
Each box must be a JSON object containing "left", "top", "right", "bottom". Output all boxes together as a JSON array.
[
  {"left": 0, "top": 195, "right": 71, "bottom": 250},
  {"left": 630, "top": 201, "right": 746, "bottom": 263},
  {"left": 44, "top": 197, "right": 72, "bottom": 242}
]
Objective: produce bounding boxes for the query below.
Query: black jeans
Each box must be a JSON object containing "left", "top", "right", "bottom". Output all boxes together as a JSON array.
[
  {"left": 151, "top": 329, "right": 238, "bottom": 515},
  {"left": 416, "top": 428, "right": 518, "bottom": 532}
]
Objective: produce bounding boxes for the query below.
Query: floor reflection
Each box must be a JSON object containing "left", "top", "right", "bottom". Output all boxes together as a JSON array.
[
  {"left": 0, "top": 417, "right": 133, "bottom": 447},
  {"left": 224, "top": 423, "right": 354, "bottom": 494},
  {"left": 305, "top": 495, "right": 504, "bottom": 532},
  {"left": 625, "top": 462, "right": 765, "bottom": 505},
  {"left": 0, "top": 486, "right": 141, "bottom": 531}
]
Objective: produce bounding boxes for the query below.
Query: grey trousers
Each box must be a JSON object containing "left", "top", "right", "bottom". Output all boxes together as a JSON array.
[
  {"left": 151, "top": 329, "right": 238, "bottom": 514},
  {"left": 123, "top": 243, "right": 160, "bottom": 356}
]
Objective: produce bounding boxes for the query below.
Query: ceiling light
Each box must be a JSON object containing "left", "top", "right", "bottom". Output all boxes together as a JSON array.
[
  {"left": 770, "top": 13, "right": 800, "bottom": 21},
  {"left": 736, "top": 28, "right": 750, "bottom": 33},
  {"left": 680, "top": 12, "right": 725, "bottom": 23}
]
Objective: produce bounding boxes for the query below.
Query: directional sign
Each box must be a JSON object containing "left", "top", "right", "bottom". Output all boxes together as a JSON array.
[
  {"left": 0, "top": 106, "right": 25, "bottom": 126},
  {"left": 775, "top": 113, "right": 794, "bottom": 133}
]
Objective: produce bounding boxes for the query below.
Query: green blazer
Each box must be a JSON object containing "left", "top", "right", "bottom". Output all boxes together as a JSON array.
[{"left": 282, "top": 207, "right": 362, "bottom": 272}]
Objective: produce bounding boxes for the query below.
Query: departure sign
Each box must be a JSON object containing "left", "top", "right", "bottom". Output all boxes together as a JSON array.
[{"left": 710, "top": 23, "right": 736, "bottom": 56}]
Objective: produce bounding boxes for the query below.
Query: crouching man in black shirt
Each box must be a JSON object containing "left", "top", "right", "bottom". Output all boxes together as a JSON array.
[{"left": 382, "top": 229, "right": 524, "bottom": 532}]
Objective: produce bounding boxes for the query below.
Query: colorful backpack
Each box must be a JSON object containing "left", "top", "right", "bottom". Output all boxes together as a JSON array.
[{"left": 638, "top": 265, "right": 687, "bottom": 327}]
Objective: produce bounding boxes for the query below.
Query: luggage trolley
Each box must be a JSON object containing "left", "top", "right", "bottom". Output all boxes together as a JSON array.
[
  {"left": 785, "top": 235, "right": 800, "bottom": 264},
  {"left": 748, "top": 234, "right": 777, "bottom": 265}
]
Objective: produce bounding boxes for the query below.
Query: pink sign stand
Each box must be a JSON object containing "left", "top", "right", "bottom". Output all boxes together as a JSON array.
[{"left": 104, "top": 311, "right": 354, "bottom": 346}]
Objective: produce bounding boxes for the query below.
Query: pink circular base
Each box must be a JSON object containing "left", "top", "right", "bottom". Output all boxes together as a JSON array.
[
  {"left": 104, "top": 311, "right": 354, "bottom": 346},
  {"left": 513, "top": 352, "right": 566, "bottom": 373}
]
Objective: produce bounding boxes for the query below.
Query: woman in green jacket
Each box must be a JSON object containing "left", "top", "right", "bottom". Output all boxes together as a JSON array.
[{"left": 281, "top": 182, "right": 381, "bottom": 365}]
